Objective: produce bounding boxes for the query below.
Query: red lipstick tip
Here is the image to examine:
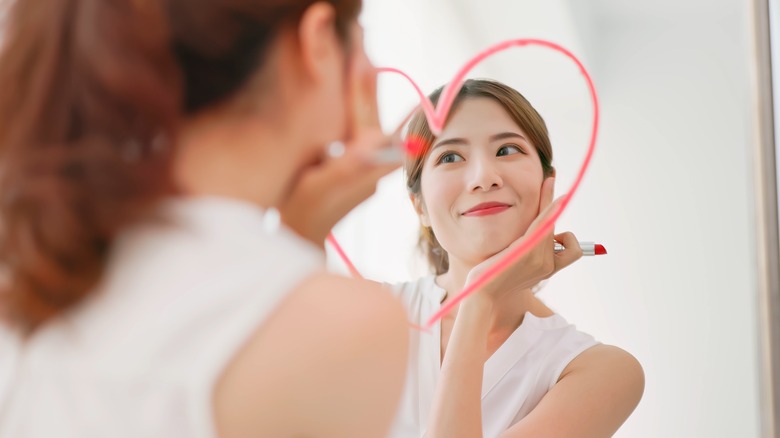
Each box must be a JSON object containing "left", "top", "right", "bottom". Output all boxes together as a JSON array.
[
  {"left": 404, "top": 136, "right": 426, "bottom": 157},
  {"left": 594, "top": 244, "right": 607, "bottom": 255}
]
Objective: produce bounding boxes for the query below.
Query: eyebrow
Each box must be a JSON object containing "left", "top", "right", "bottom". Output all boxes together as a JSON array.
[
  {"left": 490, "top": 132, "right": 528, "bottom": 143},
  {"left": 432, "top": 131, "right": 528, "bottom": 150}
]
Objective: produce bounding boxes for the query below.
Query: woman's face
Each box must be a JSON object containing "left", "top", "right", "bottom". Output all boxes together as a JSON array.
[{"left": 417, "top": 97, "right": 546, "bottom": 266}]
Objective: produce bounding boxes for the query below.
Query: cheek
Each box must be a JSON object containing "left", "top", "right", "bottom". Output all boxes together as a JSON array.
[
  {"left": 512, "top": 169, "right": 545, "bottom": 216},
  {"left": 420, "top": 170, "right": 460, "bottom": 222}
]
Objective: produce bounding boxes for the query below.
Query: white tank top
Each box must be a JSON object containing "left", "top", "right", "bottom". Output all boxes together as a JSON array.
[
  {"left": 389, "top": 275, "right": 600, "bottom": 438},
  {"left": 0, "top": 197, "right": 324, "bottom": 438}
]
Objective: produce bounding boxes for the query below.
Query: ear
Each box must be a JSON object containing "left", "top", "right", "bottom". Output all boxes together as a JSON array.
[
  {"left": 549, "top": 167, "right": 557, "bottom": 178},
  {"left": 297, "top": 2, "right": 341, "bottom": 83},
  {"left": 409, "top": 194, "right": 432, "bottom": 228}
]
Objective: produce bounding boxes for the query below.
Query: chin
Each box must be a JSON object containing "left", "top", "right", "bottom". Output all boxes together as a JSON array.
[{"left": 466, "top": 230, "right": 524, "bottom": 261}]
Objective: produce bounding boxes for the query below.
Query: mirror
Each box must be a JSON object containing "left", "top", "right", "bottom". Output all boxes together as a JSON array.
[{"left": 327, "top": 0, "right": 776, "bottom": 436}]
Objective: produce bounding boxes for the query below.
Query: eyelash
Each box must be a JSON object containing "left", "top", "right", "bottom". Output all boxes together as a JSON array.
[
  {"left": 497, "top": 144, "right": 525, "bottom": 156},
  {"left": 435, "top": 152, "right": 464, "bottom": 165},
  {"left": 434, "top": 144, "right": 525, "bottom": 165}
]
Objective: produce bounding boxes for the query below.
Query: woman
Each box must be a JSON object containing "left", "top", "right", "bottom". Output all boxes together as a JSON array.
[
  {"left": 390, "top": 79, "right": 644, "bottom": 437},
  {"left": 0, "top": 0, "right": 408, "bottom": 436}
]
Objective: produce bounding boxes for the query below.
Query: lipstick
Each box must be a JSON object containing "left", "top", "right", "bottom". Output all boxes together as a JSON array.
[
  {"left": 462, "top": 202, "right": 511, "bottom": 217},
  {"left": 554, "top": 242, "right": 607, "bottom": 256},
  {"left": 371, "top": 136, "right": 424, "bottom": 164},
  {"left": 371, "top": 145, "right": 404, "bottom": 164}
]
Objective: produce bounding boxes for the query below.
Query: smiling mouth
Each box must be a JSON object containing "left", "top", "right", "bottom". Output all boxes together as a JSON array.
[{"left": 462, "top": 202, "right": 512, "bottom": 217}]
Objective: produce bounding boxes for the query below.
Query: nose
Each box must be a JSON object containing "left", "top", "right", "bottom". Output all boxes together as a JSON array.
[{"left": 468, "top": 154, "right": 503, "bottom": 192}]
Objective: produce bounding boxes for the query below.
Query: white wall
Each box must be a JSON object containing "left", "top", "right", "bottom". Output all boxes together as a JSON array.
[
  {"left": 544, "top": 3, "right": 761, "bottom": 437},
  {"left": 333, "top": 1, "right": 763, "bottom": 436}
]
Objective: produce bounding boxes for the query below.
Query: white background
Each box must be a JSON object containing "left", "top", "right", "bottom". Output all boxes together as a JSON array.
[{"left": 329, "top": 1, "right": 764, "bottom": 436}]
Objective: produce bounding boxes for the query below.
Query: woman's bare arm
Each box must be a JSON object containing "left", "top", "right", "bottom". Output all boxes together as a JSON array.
[{"left": 425, "top": 295, "right": 494, "bottom": 437}]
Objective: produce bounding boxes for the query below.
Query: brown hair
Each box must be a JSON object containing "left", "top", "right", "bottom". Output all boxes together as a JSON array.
[
  {"left": 404, "top": 79, "right": 554, "bottom": 275},
  {"left": 0, "top": 0, "right": 361, "bottom": 330}
]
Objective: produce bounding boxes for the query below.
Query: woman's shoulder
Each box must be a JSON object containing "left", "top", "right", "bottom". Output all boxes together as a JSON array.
[
  {"left": 504, "top": 342, "right": 644, "bottom": 437},
  {"left": 531, "top": 315, "right": 637, "bottom": 380},
  {"left": 214, "top": 272, "right": 409, "bottom": 436},
  {"left": 560, "top": 343, "right": 644, "bottom": 392},
  {"left": 512, "top": 312, "right": 603, "bottom": 390},
  {"left": 548, "top": 343, "right": 645, "bottom": 432},
  {"left": 294, "top": 273, "right": 410, "bottom": 338},
  {"left": 229, "top": 272, "right": 409, "bottom": 369}
]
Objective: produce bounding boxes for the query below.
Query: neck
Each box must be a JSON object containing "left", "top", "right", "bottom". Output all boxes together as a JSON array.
[
  {"left": 436, "top": 255, "right": 543, "bottom": 333},
  {"left": 173, "top": 109, "right": 313, "bottom": 209}
]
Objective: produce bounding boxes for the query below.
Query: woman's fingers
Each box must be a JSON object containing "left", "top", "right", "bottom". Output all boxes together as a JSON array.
[
  {"left": 525, "top": 177, "right": 558, "bottom": 233},
  {"left": 278, "top": 142, "right": 397, "bottom": 244},
  {"left": 538, "top": 176, "right": 555, "bottom": 214},
  {"left": 552, "top": 231, "right": 583, "bottom": 272},
  {"left": 336, "top": 139, "right": 398, "bottom": 193},
  {"left": 515, "top": 178, "right": 563, "bottom": 277},
  {"left": 493, "top": 177, "right": 561, "bottom": 269},
  {"left": 526, "top": 195, "right": 563, "bottom": 242},
  {"left": 322, "top": 140, "right": 391, "bottom": 187}
]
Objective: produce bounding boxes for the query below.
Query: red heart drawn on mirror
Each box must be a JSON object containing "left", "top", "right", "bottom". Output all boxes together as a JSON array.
[{"left": 329, "top": 38, "right": 599, "bottom": 331}]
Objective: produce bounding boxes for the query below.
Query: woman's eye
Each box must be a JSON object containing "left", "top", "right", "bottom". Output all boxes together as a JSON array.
[
  {"left": 497, "top": 144, "right": 523, "bottom": 156},
  {"left": 437, "top": 152, "right": 464, "bottom": 164}
]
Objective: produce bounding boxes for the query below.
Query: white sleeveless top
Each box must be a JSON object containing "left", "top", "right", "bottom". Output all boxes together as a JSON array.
[
  {"left": 389, "top": 275, "right": 600, "bottom": 438},
  {"left": 0, "top": 197, "right": 324, "bottom": 438}
]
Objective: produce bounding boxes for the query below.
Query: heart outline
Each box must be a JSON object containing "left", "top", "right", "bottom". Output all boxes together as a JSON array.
[{"left": 330, "top": 38, "right": 599, "bottom": 330}]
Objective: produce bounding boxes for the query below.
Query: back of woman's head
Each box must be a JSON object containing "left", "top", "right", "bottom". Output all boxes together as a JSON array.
[
  {"left": 403, "top": 79, "right": 554, "bottom": 275},
  {"left": 0, "top": 0, "right": 360, "bottom": 330}
]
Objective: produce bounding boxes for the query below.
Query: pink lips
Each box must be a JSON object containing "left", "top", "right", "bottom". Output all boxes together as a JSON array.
[{"left": 462, "top": 202, "right": 512, "bottom": 217}]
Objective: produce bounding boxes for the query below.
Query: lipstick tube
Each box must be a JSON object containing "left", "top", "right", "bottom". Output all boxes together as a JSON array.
[{"left": 554, "top": 242, "right": 607, "bottom": 256}]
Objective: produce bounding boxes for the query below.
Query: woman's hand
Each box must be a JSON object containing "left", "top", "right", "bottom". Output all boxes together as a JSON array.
[
  {"left": 277, "top": 134, "right": 398, "bottom": 248},
  {"left": 464, "top": 177, "right": 584, "bottom": 299},
  {"left": 278, "top": 32, "right": 402, "bottom": 247}
]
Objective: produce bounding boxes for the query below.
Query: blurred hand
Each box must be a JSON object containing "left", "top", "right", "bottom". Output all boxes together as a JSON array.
[
  {"left": 278, "top": 30, "right": 403, "bottom": 247},
  {"left": 464, "top": 177, "right": 583, "bottom": 300}
]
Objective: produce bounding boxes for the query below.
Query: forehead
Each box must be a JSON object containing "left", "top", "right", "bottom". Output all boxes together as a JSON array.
[{"left": 437, "top": 97, "right": 526, "bottom": 140}]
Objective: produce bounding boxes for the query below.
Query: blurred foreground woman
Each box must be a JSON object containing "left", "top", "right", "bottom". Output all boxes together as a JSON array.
[{"left": 0, "top": 0, "right": 408, "bottom": 436}]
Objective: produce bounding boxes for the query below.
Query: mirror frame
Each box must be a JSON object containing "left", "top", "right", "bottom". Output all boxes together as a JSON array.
[{"left": 751, "top": 0, "right": 780, "bottom": 436}]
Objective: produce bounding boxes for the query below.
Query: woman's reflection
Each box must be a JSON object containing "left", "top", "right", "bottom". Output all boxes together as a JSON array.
[{"left": 389, "top": 79, "right": 644, "bottom": 438}]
